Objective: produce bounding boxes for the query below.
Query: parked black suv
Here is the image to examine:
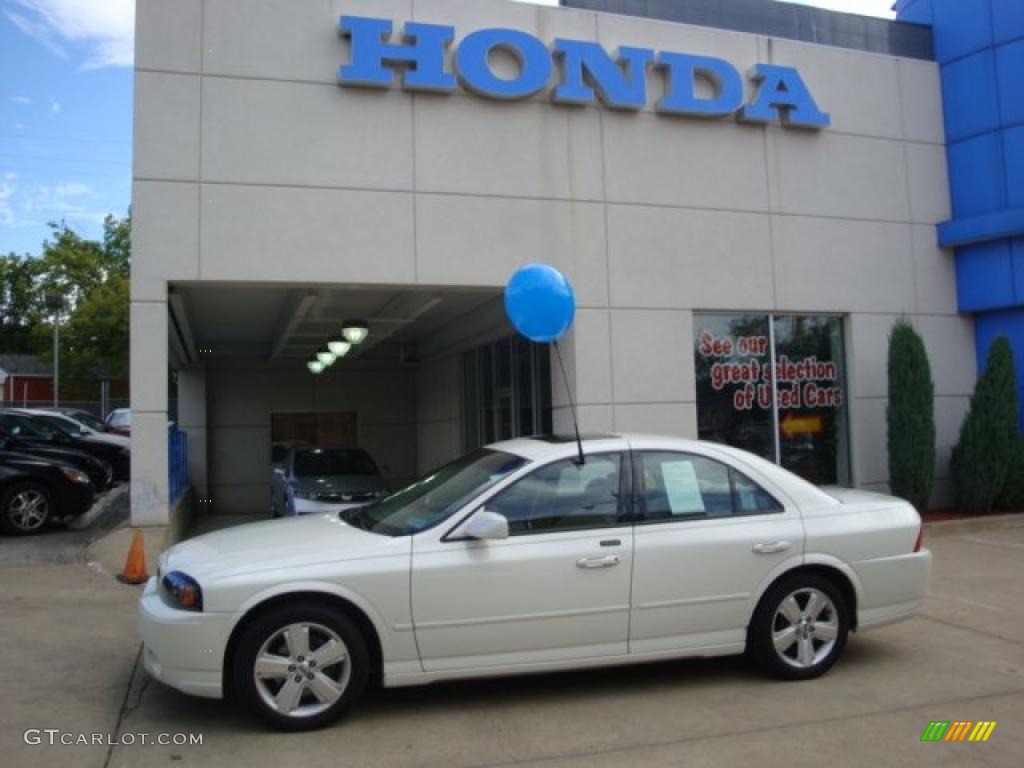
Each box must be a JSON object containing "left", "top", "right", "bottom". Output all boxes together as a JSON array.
[{"left": 0, "top": 451, "right": 95, "bottom": 535}]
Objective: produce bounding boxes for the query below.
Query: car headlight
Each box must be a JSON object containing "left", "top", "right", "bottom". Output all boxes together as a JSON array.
[
  {"left": 60, "top": 467, "right": 91, "bottom": 485},
  {"left": 161, "top": 571, "right": 203, "bottom": 611}
]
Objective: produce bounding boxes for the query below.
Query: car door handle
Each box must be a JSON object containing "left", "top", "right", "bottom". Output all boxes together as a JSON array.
[
  {"left": 752, "top": 540, "right": 792, "bottom": 554},
  {"left": 576, "top": 554, "right": 622, "bottom": 569}
]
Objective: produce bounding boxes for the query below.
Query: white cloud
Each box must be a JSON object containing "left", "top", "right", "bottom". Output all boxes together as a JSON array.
[
  {"left": 4, "top": 8, "right": 68, "bottom": 58},
  {"left": 9, "top": 96, "right": 33, "bottom": 105},
  {"left": 6, "top": 0, "right": 135, "bottom": 69},
  {"left": 17, "top": 181, "right": 107, "bottom": 227},
  {"left": 0, "top": 176, "right": 16, "bottom": 226},
  {"left": 54, "top": 182, "right": 89, "bottom": 197},
  {"left": 50, "top": 100, "right": 61, "bottom": 114}
]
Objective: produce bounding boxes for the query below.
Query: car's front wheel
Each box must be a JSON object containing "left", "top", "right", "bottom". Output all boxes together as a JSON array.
[
  {"left": 749, "top": 573, "right": 849, "bottom": 680},
  {"left": 0, "top": 482, "right": 54, "bottom": 536},
  {"left": 233, "top": 601, "right": 370, "bottom": 730}
]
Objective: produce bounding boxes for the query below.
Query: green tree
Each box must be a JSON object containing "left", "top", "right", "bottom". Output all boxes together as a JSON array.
[
  {"left": 101, "top": 211, "right": 131, "bottom": 278},
  {"left": 0, "top": 253, "right": 44, "bottom": 354},
  {"left": 886, "top": 320, "right": 935, "bottom": 513},
  {"left": 998, "top": 438, "right": 1024, "bottom": 510},
  {"left": 28, "top": 213, "right": 132, "bottom": 390},
  {"left": 59, "top": 274, "right": 130, "bottom": 384},
  {"left": 34, "top": 222, "right": 111, "bottom": 307},
  {"left": 951, "top": 337, "right": 1019, "bottom": 513}
]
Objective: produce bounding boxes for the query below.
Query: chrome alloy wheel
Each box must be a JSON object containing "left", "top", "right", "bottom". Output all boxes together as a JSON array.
[
  {"left": 771, "top": 588, "right": 839, "bottom": 670},
  {"left": 7, "top": 488, "right": 49, "bottom": 532},
  {"left": 253, "top": 622, "right": 351, "bottom": 718}
]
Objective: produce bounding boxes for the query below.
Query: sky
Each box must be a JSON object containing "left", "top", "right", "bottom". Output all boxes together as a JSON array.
[{"left": 0, "top": 0, "right": 895, "bottom": 257}]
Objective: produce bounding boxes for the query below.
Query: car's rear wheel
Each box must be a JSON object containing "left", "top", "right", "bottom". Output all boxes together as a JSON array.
[
  {"left": 749, "top": 573, "right": 849, "bottom": 680},
  {"left": 233, "top": 601, "right": 370, "bottom": 730},
  {"left": 0, "top": 482, "right": 54, "bottom": 535}
]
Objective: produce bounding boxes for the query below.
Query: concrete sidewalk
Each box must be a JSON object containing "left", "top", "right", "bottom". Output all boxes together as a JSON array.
[{"left": 4, "top": 517, "right": 1023, "bottom": 768}]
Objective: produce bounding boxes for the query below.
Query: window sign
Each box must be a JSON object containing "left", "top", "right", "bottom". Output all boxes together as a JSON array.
[
  {"left": 694, "top": 314, "right": 851, "bottom": 485},
  {"left": 661, "top": 459, "right": 706, "bottom": 515}
]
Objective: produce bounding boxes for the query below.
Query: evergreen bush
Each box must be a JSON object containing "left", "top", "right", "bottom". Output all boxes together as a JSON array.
[
  {"left": 951, "top": 337, "right": 1018, "bottom": 513},
  {"left": 886, "top": 320, "right": 935, "bottom": 513}
]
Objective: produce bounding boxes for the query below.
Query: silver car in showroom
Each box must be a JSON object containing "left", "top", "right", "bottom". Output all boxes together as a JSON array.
[{"left": 271, "top": 446, "right": 388, "bottom": 517}]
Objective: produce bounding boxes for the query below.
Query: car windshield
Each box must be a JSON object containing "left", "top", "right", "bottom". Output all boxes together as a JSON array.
[
  {"left": 343, "top": 449, "right": 528, "bottom": 537},
  {"left": 63, "top": 411, "right": 105, "bottom": 431},
  {"left": 0, "top": 413, "right": 55, "bottom": 439},
  {"left": 32, "top": 414, "right": 79, "bottom": 436},
  {"left": 108, "top": 410, "right": 130, "bottom": 427},
  {"left": 293, "top": 448, "right": 378, "bottom": 477}
]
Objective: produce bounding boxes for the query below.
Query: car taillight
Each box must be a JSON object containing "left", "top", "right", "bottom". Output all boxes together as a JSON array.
[{"left": 913, "top": 525, "right": 924, "bottom": 553}]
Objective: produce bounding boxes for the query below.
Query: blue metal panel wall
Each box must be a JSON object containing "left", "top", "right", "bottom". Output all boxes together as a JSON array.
[{"left": 897, "top": 0, "right": 1024, "bottom": 431}]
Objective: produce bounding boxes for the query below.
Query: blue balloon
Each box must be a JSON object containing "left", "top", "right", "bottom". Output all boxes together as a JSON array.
[{"left": 504, "top": 264, "right": 576, "bottom": 343}]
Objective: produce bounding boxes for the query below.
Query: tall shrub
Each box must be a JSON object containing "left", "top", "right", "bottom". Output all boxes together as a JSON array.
[
  {"left": 886, "top": 320, "right": 935, "bottom": 513},
  {"left": 997, "top": 438, "right": 1024, "bottom": 510},
  {"left": 951, "top": 337, "right": 1019, "bottom": 512}
]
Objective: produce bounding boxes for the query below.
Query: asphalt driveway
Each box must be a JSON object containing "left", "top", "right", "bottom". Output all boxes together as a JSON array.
[{"left": 2, "top": 517, "right": 1022, "bottom": 768}]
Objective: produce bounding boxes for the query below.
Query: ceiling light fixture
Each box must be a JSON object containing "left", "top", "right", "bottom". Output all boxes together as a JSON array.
[
  {"left": 342, "top": 320, "right": 369, "bottom": 345},
  {"left": 327, "top": 337, "right": 352, "bottom": 357},
  {"left": 307, "top": 358, "right": 324, "bottom": 374},
  {"left": 317, "top": 350, "right": 337, "bottom": 367}
]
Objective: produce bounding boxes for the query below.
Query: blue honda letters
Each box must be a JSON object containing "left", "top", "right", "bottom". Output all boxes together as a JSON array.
[{"left": 338, "top": 16, "right": 830, "bottom": 129}]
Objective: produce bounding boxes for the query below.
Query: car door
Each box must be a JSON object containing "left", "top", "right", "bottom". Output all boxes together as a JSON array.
[
  {"left": 411, "top": 451, "right": 634, "bottom": 673},
  {"left": 629, "top": 445, "right": 804, "bottom": 656}
]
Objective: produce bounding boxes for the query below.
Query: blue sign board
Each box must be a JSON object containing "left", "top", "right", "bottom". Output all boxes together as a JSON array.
[{"left": 338, "top": 16, "right": 830, "bottom": 129}]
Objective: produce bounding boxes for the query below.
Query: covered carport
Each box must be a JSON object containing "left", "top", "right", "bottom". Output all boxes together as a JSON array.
[{"left": 164, "top": 282, "right": 553, "bottom": 522}]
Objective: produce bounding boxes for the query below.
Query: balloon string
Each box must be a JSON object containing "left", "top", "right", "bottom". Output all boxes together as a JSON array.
[{"left": 553, "top": 340, "right": 585, "bottom": 466}]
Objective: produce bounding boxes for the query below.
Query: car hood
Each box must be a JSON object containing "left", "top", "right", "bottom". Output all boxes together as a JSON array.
[
  {"left": 290, "top": 475, "right": 386, "bottom": 493},
  {"left": 160, "top": 512, "right": 397, "bottom": 582},
  {"left": 0, "top": 448, "right": 76, "bottom": 471},
  {"left": 9, "top": 443, "right": 100, "bottom": 467},
  {"left": 81, "top": 432, "right": 130, "bottom": 449}
]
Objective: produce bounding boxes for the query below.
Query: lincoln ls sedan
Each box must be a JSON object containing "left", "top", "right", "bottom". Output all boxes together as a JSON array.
[{"left": 139, "top": 434, "right": 931, "bottom": 730}]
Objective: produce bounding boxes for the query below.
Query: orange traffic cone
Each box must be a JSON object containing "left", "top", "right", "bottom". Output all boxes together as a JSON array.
[{"left": 117, "top": 528, "right": 150, "bottom": 585}]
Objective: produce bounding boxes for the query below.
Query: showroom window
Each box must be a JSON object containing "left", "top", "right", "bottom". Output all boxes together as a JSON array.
[
  {"left": 464, "top": 336, "right": 552, "bottom": 449},
  {"left": 694, "top": 314, "right": 851, "bottom": 486}
]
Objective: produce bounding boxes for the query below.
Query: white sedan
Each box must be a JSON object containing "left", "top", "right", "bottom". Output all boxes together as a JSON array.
[{"left": 139, "top": 434, "right": 931, "bottom": 730}]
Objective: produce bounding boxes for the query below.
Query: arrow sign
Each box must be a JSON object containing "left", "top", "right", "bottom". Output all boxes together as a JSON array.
[{"left": 781, "top": 411, "right": 823, "bottom": 439}]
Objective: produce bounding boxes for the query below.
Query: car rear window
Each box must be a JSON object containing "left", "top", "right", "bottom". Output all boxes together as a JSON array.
[{"left": 293, "top": 449, "right": 378, "bottom": 477}]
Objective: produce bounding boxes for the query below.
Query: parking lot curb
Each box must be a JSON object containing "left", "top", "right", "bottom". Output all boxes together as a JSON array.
[
  {"left": 68, "top": 483, "right": 129, "bottom": 530},
  {"left": 924, "top": 512, "right": 1024, "bottom": 538}
]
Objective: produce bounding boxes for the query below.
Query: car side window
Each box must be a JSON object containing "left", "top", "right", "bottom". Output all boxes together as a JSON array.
[
  {"left": 485, "top": 454, "right": 623, "bottom": 535},
  {"left": 639, "top": 452, "right": 783, "bottom": 522}
]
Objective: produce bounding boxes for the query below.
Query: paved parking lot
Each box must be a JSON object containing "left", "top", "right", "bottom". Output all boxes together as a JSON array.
[{"left": 3, "top": 518, "right": 1022, "bottom": 768}]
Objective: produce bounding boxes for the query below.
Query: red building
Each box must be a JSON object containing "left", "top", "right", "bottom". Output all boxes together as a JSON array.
[{"left": 0, "top": 355, "right": 54, "bottom": 405}]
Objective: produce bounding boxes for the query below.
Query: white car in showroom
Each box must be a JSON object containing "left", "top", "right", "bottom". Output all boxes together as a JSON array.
[{"left": 139, "top": 434, "right": 931, "bottom": 730}]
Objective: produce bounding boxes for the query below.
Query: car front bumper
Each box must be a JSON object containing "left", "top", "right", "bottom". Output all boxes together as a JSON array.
[
  {"left": 138, "top": 577, "right": 236, "bottom": 700},
  {"left": 54, "top": 483, "right": 95, "bottom": 520}
]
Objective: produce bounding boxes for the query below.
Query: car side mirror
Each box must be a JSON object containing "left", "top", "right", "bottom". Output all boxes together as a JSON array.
[{"left": 461, "top": 509, "right": 509, "bottom": 541}]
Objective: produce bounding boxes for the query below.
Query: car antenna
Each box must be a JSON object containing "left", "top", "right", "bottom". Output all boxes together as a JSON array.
[{"left": 552, "top": 340, "right": 585, "bottom": 466}]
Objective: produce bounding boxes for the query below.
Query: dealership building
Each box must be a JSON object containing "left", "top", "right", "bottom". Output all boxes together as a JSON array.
[{"left": 130, "top": 0, "right": 1024, "bottom": 529}]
